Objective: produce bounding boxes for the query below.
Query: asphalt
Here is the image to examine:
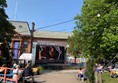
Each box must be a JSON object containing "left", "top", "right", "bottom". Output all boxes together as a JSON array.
[{"left": 32, "top": 70, "right": 85, "bottom": 83}]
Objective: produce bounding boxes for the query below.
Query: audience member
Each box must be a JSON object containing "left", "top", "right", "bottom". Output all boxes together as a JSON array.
[
  {"left": 0, "top": 64, "right": 7, "bottom": 74},
  {"left": 12, "top": 65, "right": 23, "bottom": 81},
  {"left": 77, "top": 67, "right": 85, "bottom": 82},
  {"left": 22, "top": 61, "right": 34, "bottom": 83},
  {"left": 95, "top": 63, "right": 103, "bottom": 73},
  {"left": 22, "top": 61, "right": 33, "bottom": 77},
  {"left": 110, "top": 67, "right": 118, "bottom": 76}
]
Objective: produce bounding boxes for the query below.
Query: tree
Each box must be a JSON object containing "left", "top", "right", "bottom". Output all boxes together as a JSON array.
[
  {"left": 0, "top": 0, "right": 16, "bottom": 60},
  {"left": 75, "top": 0, "right": 118, "bottom": 62},
  {"left": 67, "top": 28, "right": 83, "bottom": 63},
  {"left": 0, "top": 0, "right": 16, "bottom": 42},
  {"left": 73, "top": 0, "right": 118, "bottom": 82}
]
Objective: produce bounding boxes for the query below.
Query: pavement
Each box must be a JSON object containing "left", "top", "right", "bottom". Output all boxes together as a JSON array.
[{"left": 32, "top": 70, "right": 85, "bottom": 83}]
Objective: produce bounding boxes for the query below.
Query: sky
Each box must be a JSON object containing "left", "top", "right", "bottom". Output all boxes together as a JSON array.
[{"left": 6, "top": 0, "right": 83, "bottom": 32}]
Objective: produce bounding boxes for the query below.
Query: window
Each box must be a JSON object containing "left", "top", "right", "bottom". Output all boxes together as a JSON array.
[
  {"left": 23, "top": 42, "right": 28, "bottom": 53},
  {"left": 23, "top": 42, "right": 28, "bottom": 48}
]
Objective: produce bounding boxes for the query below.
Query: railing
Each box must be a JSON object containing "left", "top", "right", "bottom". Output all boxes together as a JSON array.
[{"left": 0, "top": 67, "right": 18, "bottom": 83}]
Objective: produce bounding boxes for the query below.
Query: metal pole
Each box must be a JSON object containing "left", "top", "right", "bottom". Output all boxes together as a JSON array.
[
  {"left": 30, "top": 22, "right": 35, "bottom": 53},
  {"left": 14, "top": 0, "right": 18, "bottom": 20}
]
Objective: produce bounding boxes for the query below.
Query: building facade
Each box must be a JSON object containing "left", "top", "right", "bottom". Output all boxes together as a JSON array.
[{"left": 10, "top": 21, "right": 72, "bottom": 60}]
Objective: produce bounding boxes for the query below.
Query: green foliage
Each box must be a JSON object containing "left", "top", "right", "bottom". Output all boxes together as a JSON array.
[
  {"left": 69, "top": 0, "right": 118, "bottom": 82},
  {"left": 1, "top": 42, "right": 10, "bottom": 60},
  {"left": 86, "top": 59, "right": 95, "bottom": 83},
  {"left": 74, "top": 0, "right": 118, "bottom": 61},
  {"left": 0, "top": 0, "right": 16, "bottom": 42},
  {"left": 67, "top": 28, "right": 83, "bottom": 58},
  {"left": 37, "top": 66, "right": 44, "bottom": 74},
  {"left": 38, "top": 66, "right": 44, "bottom": 71},
  {"left": 102, "top": 72, "right": 118, "bottom": 83}
]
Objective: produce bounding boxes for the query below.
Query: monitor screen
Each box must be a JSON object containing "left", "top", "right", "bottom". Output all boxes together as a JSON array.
[{"left": 35, "top": 44, "right": 65, "bottom": 63}]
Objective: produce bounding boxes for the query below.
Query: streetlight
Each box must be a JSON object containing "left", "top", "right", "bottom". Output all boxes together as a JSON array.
[
  {"left": 66, "top": 44, "right": 69, "bottom": 48},
  {"left": 97, "top": 13, "right": 101, "bottom": 17}
]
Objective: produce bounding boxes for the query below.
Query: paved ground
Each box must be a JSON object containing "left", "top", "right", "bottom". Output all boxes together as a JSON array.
[{"left": 33, "top": 70, "right": 85, "bottom": 83}]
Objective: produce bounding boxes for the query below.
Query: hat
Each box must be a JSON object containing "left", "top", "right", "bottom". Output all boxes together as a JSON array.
[
  {"left": 15, "top": 65, "right": 20, "bottom": 68},
  {"left": 13, "top": 64, "right": 17, "bottom": 67}
]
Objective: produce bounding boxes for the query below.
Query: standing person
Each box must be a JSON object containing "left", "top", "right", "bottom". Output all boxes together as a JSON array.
[
  {"left": 22, "top": 61, "right": 34, "bottom": 83},
  {"left": 12, "top": 65, "right": 23, "bottom": 82},
  {"left": 23, "top": 61, "right": 32, "bottom": 76},
  {"left": 94, "top": 63, "right": 102, "bottom": 83}
]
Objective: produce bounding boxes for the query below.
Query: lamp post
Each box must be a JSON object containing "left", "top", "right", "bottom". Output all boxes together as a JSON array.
[{"left": 30, "top": 22, "right": 35, "bottom": 53}]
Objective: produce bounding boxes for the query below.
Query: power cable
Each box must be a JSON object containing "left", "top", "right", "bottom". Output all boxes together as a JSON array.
[
  {"left": 17, "top": 19, "right": 75, "bottom": 33},
  {"left": 36, "top": 19, "right": 74, "bottom": 30}
]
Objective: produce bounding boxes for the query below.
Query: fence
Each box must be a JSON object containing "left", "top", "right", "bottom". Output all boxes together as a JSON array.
[{"left": 0, "top": 67, "right": 18, "bottom": 83}]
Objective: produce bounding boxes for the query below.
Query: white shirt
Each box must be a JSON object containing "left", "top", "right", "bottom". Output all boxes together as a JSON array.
[{"left": 13, "top": 68, "right": 23, "bottom": 80}]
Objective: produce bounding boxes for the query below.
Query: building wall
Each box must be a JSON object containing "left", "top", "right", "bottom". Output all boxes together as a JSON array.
[
  {"left": 34, "top": 38, "right": 68, "bottom": 48},
  {"left": 10, "top": 36, "right": 31, "bottom": 58},
  {"left": 10, "top": 36, "right": 68, "bottom": 58}
]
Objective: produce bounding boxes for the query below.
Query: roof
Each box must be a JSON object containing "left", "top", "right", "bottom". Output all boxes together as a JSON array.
[
  {"left": 9, "top": 21, "right": 72, "bottom": 39},
  {"left": 34, "top": 30, "right": 72, "bottom": 39},
  {"left": 10, "top": 21, "right": 31, "bottom": 36}
]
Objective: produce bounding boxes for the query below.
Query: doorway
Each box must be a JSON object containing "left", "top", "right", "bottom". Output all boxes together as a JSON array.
[{"left": 13, "top": 41, "right": 20, "bottom": 59}]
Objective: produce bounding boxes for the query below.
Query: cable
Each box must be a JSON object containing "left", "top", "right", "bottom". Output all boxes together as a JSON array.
[
  {"left": 36, "top": 19, "right": 74, "bottom": 30},
  {"left": 17, "top": 19, "right": 74, "bottom": 33}
]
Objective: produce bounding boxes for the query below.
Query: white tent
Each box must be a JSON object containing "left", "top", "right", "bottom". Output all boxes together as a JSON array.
[{"left": 19, "top": 53, "right": 35, "bottom": 65}]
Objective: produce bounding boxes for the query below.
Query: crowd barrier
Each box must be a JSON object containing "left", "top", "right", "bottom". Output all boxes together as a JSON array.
[{"left": 0, "top": 67, "right": 18, "bottom": 83}]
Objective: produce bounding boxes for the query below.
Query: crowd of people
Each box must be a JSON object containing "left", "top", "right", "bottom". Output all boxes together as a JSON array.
[
  {"left": 0, "top": 60, "right": 34, "bottom": 83},
  {"left": 77, "top": 63, "right": 118, "bottom": 82},
  {"left": 106, "top": 64, "right": 118, "bottom": 77}
]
